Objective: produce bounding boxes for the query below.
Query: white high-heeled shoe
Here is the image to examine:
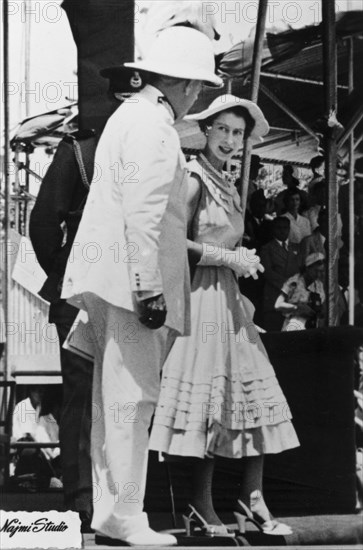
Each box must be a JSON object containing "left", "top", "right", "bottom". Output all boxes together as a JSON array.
[
  {"left": 95, "top": 528, "right": 177, "bottom": 546},
  {"left": 234, "top": 499, "right": 292, "bottom": 536},
  {"left": 182, "top": 504, "right": 235, "bottom": 537}
]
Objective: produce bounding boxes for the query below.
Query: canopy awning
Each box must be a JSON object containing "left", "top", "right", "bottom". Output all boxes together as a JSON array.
[{"left": 187, "top": 11, "right": 363, "bottom": 165}]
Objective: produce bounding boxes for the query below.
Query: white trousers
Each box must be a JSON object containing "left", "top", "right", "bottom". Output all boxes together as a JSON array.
[{"left": 83, "top": 293, "right": 175, "bottom": 539}]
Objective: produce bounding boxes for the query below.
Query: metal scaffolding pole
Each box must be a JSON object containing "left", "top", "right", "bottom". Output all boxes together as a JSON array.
[
  {"left": 322, "top": 1, "right": 339, "bottom": 326},
  {"left": 239, "top": 0, "right": 268, "bottom": 215},
  {"left": 348, "top": 37, "right": 355, "bottom": 325},
  {"left": 260, "top": 70, "right": 349, "bottom": 90},
  {"left": 2, "top": 0, "right": 10, "bottom": 380}
]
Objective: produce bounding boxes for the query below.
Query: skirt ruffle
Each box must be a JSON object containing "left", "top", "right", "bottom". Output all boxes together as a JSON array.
[
  {"left": 149, "top": 265, "right": 300, "bottom": 459},
  {"left": 151, "top": 421, "right": 299, "bottom": 459}
]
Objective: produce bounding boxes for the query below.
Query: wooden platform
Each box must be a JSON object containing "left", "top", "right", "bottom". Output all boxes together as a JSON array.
[{"left": 1, "top": 488, "right": 362, "bottom": 548}]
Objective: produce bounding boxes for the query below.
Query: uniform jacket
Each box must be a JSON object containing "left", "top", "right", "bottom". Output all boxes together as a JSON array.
[
  {"left": 62, "top": 85, "right": 191, "bottom": 336},
  {"left": 29, "top": 130, "right": 97, "bottom": 323},
  {"left": 260, "top": 238, "right": 301, "bottom": 312}
]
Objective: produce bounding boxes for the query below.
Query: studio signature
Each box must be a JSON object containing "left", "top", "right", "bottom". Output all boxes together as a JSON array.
[{"left": 1, "top": 518, "right": 68, "bottom": 538}]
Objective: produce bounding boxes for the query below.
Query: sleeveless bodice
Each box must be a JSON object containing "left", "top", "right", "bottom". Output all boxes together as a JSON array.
[{"left": 188, "top": 155, "right": 244, "bottom": 249}]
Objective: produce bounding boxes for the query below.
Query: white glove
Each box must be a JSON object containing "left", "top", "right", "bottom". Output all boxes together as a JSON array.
[{"left": 198, "top": 243, "right": 264, "bottom": 279}]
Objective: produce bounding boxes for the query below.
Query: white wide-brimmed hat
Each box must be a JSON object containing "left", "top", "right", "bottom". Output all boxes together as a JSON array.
[
  {"left": 125, "top": 27, "right": 223, "bottom": 88},
  {"left": 186, "top": 94, "right": 269, "bottom": 138},
  {"left": 305, "top": 252, "right": 325, "bottom": 267}
]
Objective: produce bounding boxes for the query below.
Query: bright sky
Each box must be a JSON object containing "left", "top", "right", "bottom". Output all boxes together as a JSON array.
[
  {"left": 3, "top": 0, "right": 362, "bottom": 126},
  {"left": 5, "top": 0, "right": 76, "bottom": 126},
  {"left": 137, "top": 0, "right": 361, "bottom": 54},
  {"left": 1, "top": 0, "right": 361, "bottom": 194}
]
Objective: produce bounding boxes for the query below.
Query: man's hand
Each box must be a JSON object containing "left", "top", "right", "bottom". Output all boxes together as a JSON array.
[{"left": 138, "top": 294, "right": 167, "bottom": 329}]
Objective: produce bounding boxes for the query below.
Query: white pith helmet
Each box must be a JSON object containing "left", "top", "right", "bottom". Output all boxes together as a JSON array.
[{"left": 125, "top": 26, "right": 223, "bottom": 88}]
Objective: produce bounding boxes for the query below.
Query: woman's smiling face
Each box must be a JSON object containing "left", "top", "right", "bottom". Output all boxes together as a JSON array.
[{"left": 205, "top": 111, "right": 246, "bottom": 166}]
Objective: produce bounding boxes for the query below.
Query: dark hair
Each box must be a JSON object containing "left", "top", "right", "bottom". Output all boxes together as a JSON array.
[
  {"left": 272, "top": 216, "right": 290, "bottom": 227},
  {"left": 310, "top": 155, "right": 325, "bottom": 172},
  {"left": 282, "top": 164, "right": 294, "bottom": 176},
  {"left": 311, "top": 180, "right": 325, "bottom": 194},
  {"left": 283, "top": 188, "right": 301, "bottom": 208},
  {"left": 250, "top": 189, "right": 266, "bottom": 209},
  {"left": 317, "top": 207, "right": 328, "bottom": 226},
  {"left": 200, "top": 106, "right": 255, "bottom": 140}
]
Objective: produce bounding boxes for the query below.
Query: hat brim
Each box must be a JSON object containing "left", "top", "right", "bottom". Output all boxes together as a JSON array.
[
  {"left": 186, "top": 97, "right": 269, "bottom": 138},
  {"left": 175, "top": 118, "right": 262, "bottom": 150},
  {"left": 124, "top": 61, "right": 223, "bottom": 88}
]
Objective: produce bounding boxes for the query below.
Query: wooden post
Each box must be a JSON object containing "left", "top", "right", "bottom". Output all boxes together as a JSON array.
[
  {"left": 239, "top": 0, "right": 268, "bottom": 214},
  {"left": 322, "top": 1, "right": 339, "bottom": 326}
]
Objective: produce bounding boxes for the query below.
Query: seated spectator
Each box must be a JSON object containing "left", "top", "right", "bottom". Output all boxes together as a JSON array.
[
  {"left": 282, "top": 190, "right": 312, "bottom": 244},
  {"left": 301, "top": 208, "right": 347, "bottom": 289},
  {"left": 302, "top": 180, "right": 325, "bottom": 231},
  {"left": 243, "top": 189, "right": 272, "bottom": 251},
  {"left": 275, "top": 164, "right": 309, "bottom": 215},
  {"left": 308, "top": 155, "right": 325, "bottom": 192},
  {"left": 275, "top": 252, "right": 325, "bottom": 331},
  {"left": 260, "top": 216, "right": 301, "bottom": 331},
  {"left": 11, "top": 386, "right": 62, "bottom": 490},
  {"left": 301, "top": 207, "right": 327, "bottom": 262}
]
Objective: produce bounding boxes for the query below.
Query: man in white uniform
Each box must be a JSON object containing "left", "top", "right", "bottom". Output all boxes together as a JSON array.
[{"left": 62, "top": 27, "right": 222, "bottom": 546}]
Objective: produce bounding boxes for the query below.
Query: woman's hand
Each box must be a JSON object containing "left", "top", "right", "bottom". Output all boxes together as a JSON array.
[
  {"left": 225, "top": 247, "right": 264, "bottom": 279},
  {"left": 198, "top": 244, "right": 264, "bottom": 279}
]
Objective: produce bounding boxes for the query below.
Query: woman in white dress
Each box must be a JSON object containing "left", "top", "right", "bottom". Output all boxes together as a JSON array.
[{"left": 150, "top": 95, "right": 300, "bottom": 537}]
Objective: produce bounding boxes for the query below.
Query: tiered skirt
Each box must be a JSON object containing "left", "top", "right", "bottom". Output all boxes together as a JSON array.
[{"left": 149, "top": 265, "right": 300, "bottom": 459}]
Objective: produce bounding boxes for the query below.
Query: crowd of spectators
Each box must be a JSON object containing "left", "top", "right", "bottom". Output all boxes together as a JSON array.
[{"left": 239, "top": 154, "right": 363, "bottom": 332}]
